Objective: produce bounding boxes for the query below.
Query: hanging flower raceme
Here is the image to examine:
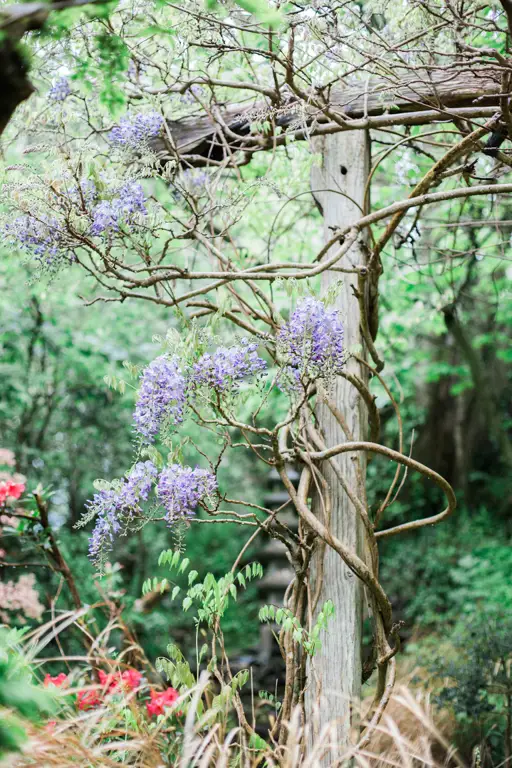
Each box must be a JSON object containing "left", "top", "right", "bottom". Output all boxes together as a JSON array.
[
  {"left": 91, "top": 181, "right": 147, "bottom": 236},
  {"left": 5, "top": 215, "right": 69, "bottom": 267},
  {"left": 85, "top": 337, "right": 265, "bottom": 560},
  {"left": 157, "top": 465, "right": 217, "bottom": 524},
  {"left": 48, "top": 78, "right": 71, "bottom": 101},
  {"left": 191, "top": 338, "right": 267, "bottom": 395},
  {"left": 134, "top": 340, "right": 266, "bottom": 442},
  {"left": 85, "top": 460, "right": 217, "bottom": 565},
  {"left": 109, "top": 112, "right": 164, "bottom": 150},
  {"left": 68, "top": 178, "right": 97, "bottom": 208},
  {"left": 134, "top": 355, "right": 188, "bottom": 443},
  {"left": 277, "top": 297, "right": 345, "bottom": 389},
  {"left": 86, "top": 461, "right": 158, "bottom": 566}
]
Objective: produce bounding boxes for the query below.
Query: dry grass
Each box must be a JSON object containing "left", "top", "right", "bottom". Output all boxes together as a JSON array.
[
  {"left": 2, "top": 618, "right": 464, "bottom": 767},
  {"left": 1, "top": 684, "right": 465, "bottom": 768}
]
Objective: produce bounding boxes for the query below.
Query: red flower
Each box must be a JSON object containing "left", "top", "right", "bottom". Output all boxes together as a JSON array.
[
  {"left": 98, "top": 669, "right": 119, "bottom": 692},
  {"left": 76, "top": 689, "right": 102, "bottom": 710},
  {"left": 121, "top": 668, "right": 143, "bottom": 691},
  {"left": 146, "top": 687, "right": 179, "bottom": 717},
  {"left": 97, "top": 667, "right": 142, "bottom": 694},
  {"left": 44, "top": 673, "right": 68, "bottom": 688},
  {"left": 0, "top": 480, "right": 25, "bottom": 504},
  {"left": 7, "top": 481, "right": 25, "bottom": 500}
]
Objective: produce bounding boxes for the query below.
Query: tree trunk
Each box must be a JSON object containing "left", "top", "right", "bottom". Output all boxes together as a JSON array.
[{"left": 305, "top": 131, "right": 370, "bottom": 760}]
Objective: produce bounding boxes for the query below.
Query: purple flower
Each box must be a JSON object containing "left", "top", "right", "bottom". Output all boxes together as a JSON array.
[
  {"left": 116, "top": 180, "right": 146, "bottom": 216},
  {"left": 134, "top": 355, "right": 188, "bottom": 443},
  {"left": 109, "top": 112, "right": 164, "bottom": 149},
  {"left": 277, "top": 297, "right": 344, "bottom": 388},
  {"left": 192, "top": 339, "right": 266, "bottom": 394},
  {"left": 88, "top": 490, "right": 121, "bottom": 562},
  {"left": 182, "top": 170, "right": 208, "bottom": 192},
  {"left": 157, "top": 464, "right": 217, "bottom": 524},
  {"left": 87, "top": 461, "right": 157, "bottom": 566},
  {"left": 48, "top": 78, "right": 71, "bottom": 102},
  {"left": 180, "top": 84, "right": 204, "bottom": 104},
  {"left": 122, "top": 460, "right": 158, "bottom": 504},
  {"left": 91, "top": 201, "right": 119, "bottom": 235},
  {"left": 71, "top": 178, "right": 97, "bottom": 207},
  {"left": 5, "top": 215, "right": 68, "bottom": 266},
  {"left": 91, "top": 181, "right": 146, "bottom": 236}
]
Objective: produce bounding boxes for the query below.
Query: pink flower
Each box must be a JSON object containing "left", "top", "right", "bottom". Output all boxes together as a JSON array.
[
  {"left": 0, "top": 479, "right": 25, "bottom": 504},
  {"left": 146, "top": 687, "right": 179, "bottom": 717},
  {"left": 121, "top": 668, "right": 143, "bottom": 691},
  {"left": 77, "top": 689, "right": 102, "bottom": 710},
  {"left": 44, "top": 673, "right": 68, "bottom": 688},
  {"left": 45, "top": 720, "right": 57, "bottom": 732},
  {"left": 97, "top": 667, "right": 143, "bottom": 695},
  {"left": 98, "top": 669, "right": 119, "bottom": 692},
  {"left": 7, "top": 481, "right": 25, "bottom": 500},
  {"left": 0, "top": 449, "right": 15, "bottom": 467},
  {"left": 0, "top": 573, "right": 44, "bottom": 621}
]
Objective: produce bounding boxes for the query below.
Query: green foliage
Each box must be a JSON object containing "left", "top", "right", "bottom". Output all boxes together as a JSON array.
[
  {"left": 206, "top": 0, "right": 283, "bottom": 27},
  {"left": 0, "top": 628, "right": 54, "bottom": 757},
  {"left": 156, "top": 643, "right": 197, "bottom": 694},
  {"left": 68, "top": 28, "right": 130, "bottom": 112},
  {"left": 152, "top": 550, "right": 263, "bottom": 628},
  {"left": 427, "top": 612, "right": 512, "bottom": 761},
  {"left": 259, "top": 600, "right": 335, "bottom": 655}
]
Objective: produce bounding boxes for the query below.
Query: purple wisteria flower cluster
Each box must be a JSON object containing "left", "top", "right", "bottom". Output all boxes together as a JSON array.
[
  {"left": 88, "top": 460, "right": 158, "bottom": 564},
  {"left": 180, "top": 84, "right": 204, "bottom": 104},
  {"left": 5, "top": 215, "right": 68, "bottom": 266},
  {"left": 133, "top": 355, "right": 188, "bottom": 442},
  {"left": 133, "top": 340, "right": 267, "bottom": 443},
  {"left": 277, "top": 297, "right": 345, "bottom": 389},
  {"left": 109, "top": 112, "right": 164, "bottom": 150},
  {"left": 86, "top": 460, "right": 216, "bottom": 567},
  {"left": 5, "top": 176, "right": 147, "bottom": 266},
  {"left": 69, "top": 178, "right": 97, "bottom": 208},
  {"left": 157, "top": 465, "right": 217, "bottom": 524},
  {"left": 192, "top": 339, "right": 267, "bottom": 394},
  {"left": 91, "top": 181, "right": 147, "bottom": 236},
  {"left": 48, "top": 78, "right": 71, "bottom": 102},
  {"left": 182, "top": 169, "right": 208, "bottom": 192}
]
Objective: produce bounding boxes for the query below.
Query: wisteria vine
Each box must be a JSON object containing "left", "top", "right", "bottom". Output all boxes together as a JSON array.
[{"left": 81, "top": 302, "right": 345, "bottom": 569}]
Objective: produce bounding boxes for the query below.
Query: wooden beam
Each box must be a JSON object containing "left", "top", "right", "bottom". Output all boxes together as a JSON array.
[{"left": 157, "top": 68, "right": 503, "bottom": 166}]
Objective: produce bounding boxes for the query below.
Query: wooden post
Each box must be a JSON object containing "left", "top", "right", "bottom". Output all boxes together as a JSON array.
[{"left": 305, "top": 130, "right": 371, "bottom": 759}]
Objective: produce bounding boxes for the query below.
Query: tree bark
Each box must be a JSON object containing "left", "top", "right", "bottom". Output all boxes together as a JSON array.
[{"left": 305, "top": 130, "right": 370, "bottom": 760}]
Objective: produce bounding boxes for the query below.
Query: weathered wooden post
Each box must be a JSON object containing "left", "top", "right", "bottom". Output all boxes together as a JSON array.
[{"left": 305, "top": 130, "right": 371, "bottom": 758}]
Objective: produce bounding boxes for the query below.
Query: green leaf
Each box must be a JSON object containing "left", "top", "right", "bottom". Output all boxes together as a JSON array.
[
  {"left": 182, "top": 596, "right": 192, "bottom": 611},
  {"left": 188, "top": 570, "right": 198, "bottom": 585}
]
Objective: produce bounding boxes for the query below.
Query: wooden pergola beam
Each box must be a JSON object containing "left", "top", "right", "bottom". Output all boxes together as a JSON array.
[{"left": 158, "top": 68, "right": 503, "bottom": 166}]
